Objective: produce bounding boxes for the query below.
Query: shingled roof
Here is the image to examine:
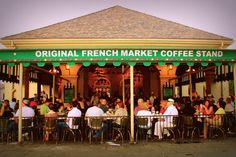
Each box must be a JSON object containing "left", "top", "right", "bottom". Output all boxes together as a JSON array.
[{"left": 1, "top": 6, "right": 232, "bottom": 40}]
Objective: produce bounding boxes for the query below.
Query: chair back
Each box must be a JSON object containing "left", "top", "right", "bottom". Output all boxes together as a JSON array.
[
  {"left": 182, "top": 116, "right": 194, "bottom": 127},
  {"left": 45, "top": 117, "right": 57, "bottom": 128},
  {"left": 90, "top": 118, "right": 103, "bottom": 130},
  {"left": 137, "top": 117, "right": 149, "bottom": 128},
  {"left": 22, "top": 117, "right": 33, "bottom": 129},
  {"left": 120, "top": 117, "right": 129, "bottom": 128}
]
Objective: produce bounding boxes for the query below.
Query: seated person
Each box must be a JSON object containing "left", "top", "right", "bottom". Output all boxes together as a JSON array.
[
  {"left": 66, "top": 101, "right": 82, "bottom": 129},
  {"left": 154, "top": 99, "right": 178, "bottom": 140},
  {"left": 203, "top": 101, "right": 225, "bottom": 139}
]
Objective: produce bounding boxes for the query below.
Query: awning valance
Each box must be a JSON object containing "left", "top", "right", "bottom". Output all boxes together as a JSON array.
[{"left": 0, "top": 49, "right": 236, "bottom": 67}]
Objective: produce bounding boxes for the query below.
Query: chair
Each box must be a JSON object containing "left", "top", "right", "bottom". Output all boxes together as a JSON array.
[
  {"left": 135, "top": 117, "right": 151, "bottom": 143},
  {"left": 62, "top": 117, "right": 83, "bottom": 142},
  {"left": 0, "top": 118, "right": 10, "bottom": 143},
  {"left": 163, "top": 116, "right": 180, "bottom": 141},
  {"left": 209, "top": 114, "right": 226, "bottom": 139},
  {"left": 88, "top": 117, "right": 103, "bottom": 144},
  {"left": 22, "top": 117, "right": 34, "bottom": 143},
  {"left": 43, "top": 117, "right": 58, "bottom": 143},
  {"left": 112, "top": 116, "right": 130, "bottom": 144},
  {"left": 181, "top": 115, "right": 200, "bottom": 142}
]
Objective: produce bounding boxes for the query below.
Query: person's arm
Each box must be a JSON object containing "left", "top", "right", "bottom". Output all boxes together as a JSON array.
[{"left": 0, "top": 105, "right": 4, "bottom": 116}]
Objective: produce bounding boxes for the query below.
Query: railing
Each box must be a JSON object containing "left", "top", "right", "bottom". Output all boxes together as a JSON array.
[{"left": 0, "top": 113, "right": 235, "bottom": 144}]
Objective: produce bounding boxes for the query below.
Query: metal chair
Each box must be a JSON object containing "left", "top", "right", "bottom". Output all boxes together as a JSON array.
[
  {"left": 62, "top": 117, "right": 83, "bottom": 142},
  {"left": 163, "top": 116, "right": 180, "bottom": 141},
  {"left": 43, "top": 117, "right": 58, "bottom": 143},
  {"left": 0, "top": 118, "right": 10, "bottom": 143},
  {"left": 112, "top": 116, "right": 130, "bottom": 144},
  {"left": 209, "top": 114, "right": 226, "bottom": 139},
  {"left": 88, "top": 117, "right": 103, "bottom": 144},
  {"left": 135, "top": 117, "right": 151, "bottom": 143},
  {"left": 181, "top": 115, "right": 200, "bottom": 142},
  {"left": 22, "top": 117, "right": 34, "bottom": 143}
]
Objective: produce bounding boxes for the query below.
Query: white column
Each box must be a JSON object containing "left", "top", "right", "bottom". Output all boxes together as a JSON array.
[
  {"left": 234, "top": 63, "right": 236, "bottom": 99},
  {"left": 189, "top": 66, "right": 192, "bottom": 101},
  {"left": 18, "top": 63, "right": 23, "bottom": 143},
  {"left": 130, "top": 66, "right": 134, "bottom": 144},
  {"left": 52, "top": 74, "right": 55, "bottom": 104},
  {"left": 122, "top": 65, "right": 125, "bottom": 103}
]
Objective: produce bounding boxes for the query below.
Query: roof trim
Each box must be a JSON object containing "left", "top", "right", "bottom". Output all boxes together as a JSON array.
[{"left": 0, "top": 38, "right": 233, "bottom": 49}]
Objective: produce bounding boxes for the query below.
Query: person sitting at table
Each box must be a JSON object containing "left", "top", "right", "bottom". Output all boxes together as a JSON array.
[
  {"left": 85, "top": 102, "right": 105, "bottom": 138},
  {"left": 134, "top": 98, "right": 144, "bottom": 116},
  {"left": 66, "top": 101, "right": 82, "bottom": 129},
  {"left": 159, "top": 100, "right": 167, "bottom": 114},
  {"left": 201, "top": 99, "right": 214, "bottom": 115},
  {"left": 203, "top": 101, "right": 225, "bottom": 139},
  {"left": 136, "top": 102, "right": 153, "bottom": 137},
  {"left": 154, "top": 99, "right": 178, "bottom": 140},
  {"left": 99, "top": 98, "right": 108, "bottom": 113},
  {"left": 40, "top": 98, "right": 50, "bottom": 116}
]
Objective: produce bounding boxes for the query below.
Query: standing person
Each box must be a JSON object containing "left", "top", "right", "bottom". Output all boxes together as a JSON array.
[{"left": 154, "top": 99, "right": 178, "bottom": 140}]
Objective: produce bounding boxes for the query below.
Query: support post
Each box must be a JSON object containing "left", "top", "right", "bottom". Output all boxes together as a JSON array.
[
  {"left": 130, "top": 66, "right": 134, "bottom": 144},
  {"left": 234, "top": 63, "right": 236, "bottom": 101},
  {"left": 189, "top": 66, "right": 192, "bottom": 101},
  {"left": 18, "top": 63, "right": 23, "bottom": 144},
  {"left": 52, "top": 70, "right": 55, "bottom": 104},
  {"left": 122, "top": 65, "right": 125, "bottom": 103}
]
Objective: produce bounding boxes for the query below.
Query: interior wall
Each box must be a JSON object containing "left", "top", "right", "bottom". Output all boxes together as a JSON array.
[
  {"left": 29, "top": 82, "right": 37, "bottom": 98},
  {"left": 182, "top": 85, "right": 189, "bottom": 97},
  {"left": 211, "top": 81, "right": 229, "bottom": 101},
  {"left": 195, "top": 82, "right": 206, "bottom": 98}
]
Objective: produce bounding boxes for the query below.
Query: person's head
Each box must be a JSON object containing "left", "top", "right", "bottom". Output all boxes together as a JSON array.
[
  {"left": 160, "top": 100, "right": 167, "bottom": 109},
  {"left": 101, "top": 99, "right": 107, "bottom": 105},
  {"left": 226, "top": 97, "right": 231, "bottom": 104},
  {"left": 12, "top": 98, "right": 16, "bottom": 102},
  {"left": 137, "top": 98, "right": 144, "bottom": 106},
  {"left": 72, "top": 101, "right": 78, "bottom": 108},
  {"left": 22, "top": 98, "right": 29, "bottom": 106},
  {"left": 45, "top": 100, "right": 51, "bottom": 106},
  {"left": 48, "top": 103, "right": 54, "bottom": 110},
  {"left": 204, "top": 99, "right": 210, "bottom": 107},
  {"left": 3, "top": 99, "right": 10, "bottom": 108},
  {"left": 167, "top": 98, "right": 174, "bottom": 106},
  {"left": 117, "top": 101, "right": 125, "bottom": 109}
]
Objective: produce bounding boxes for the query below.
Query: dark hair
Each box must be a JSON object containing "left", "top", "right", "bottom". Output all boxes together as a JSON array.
[
  {"left": 49, "top": 103, "right": 54, "bottom": 110},
  {"left": 12, "top": 98, "right": 16, "bottom": 102},
  {"left": 72, "top": 101, "right": 78, "bottom": 107},
  {"left": 217, "top": 101, "right": 223, "bottom": 108}
]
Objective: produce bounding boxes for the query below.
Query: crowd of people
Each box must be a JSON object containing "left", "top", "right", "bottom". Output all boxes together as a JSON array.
[{"left": 0, "top": 91, "right": 235, "bottom": 142}]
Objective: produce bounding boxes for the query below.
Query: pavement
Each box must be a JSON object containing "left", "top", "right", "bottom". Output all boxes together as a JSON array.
[{"left": 0, "top": 139, "right": 236, "bottom": 157}]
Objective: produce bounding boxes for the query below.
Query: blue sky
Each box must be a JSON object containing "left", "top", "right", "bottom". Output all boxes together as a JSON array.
[{"left": 0, "top": 0, "right": 235, "bottom": 48}]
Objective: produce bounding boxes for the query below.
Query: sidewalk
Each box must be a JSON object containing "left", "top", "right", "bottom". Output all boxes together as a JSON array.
[{"left": 0, "top": 139, "right": 236, "bottom": 157}]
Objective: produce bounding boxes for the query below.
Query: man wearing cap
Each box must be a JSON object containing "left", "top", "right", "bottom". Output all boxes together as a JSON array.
[
  {"left": 15, "top": 98, "right": 35, "bottom": 117},
  {"left": 154, "top": 98, "right": 178, "bottom": 140}
]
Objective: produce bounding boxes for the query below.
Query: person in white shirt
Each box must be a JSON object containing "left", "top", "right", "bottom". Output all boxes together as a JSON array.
[
  {"left": 15, "top": 98, "right": 35, "bottom": 118},
  {"left": 67, "top": 101, "right": 82, "bottom": 129},
  {"left": 136, "top": 102, "right": 153, "bottom": 136},
  {"left": 85, "top": 103, "right": 105, "bottom": 138},
  {"left": 154, "top": 99, "right": 178, "bottom": 139}
]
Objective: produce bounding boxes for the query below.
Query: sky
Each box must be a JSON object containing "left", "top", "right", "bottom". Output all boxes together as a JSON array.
[{"left": 0, "top": 0, "right": 235, "bottom": 49}]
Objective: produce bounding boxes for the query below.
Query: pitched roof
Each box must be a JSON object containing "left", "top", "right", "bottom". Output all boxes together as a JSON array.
[{"left": 1, "top": 6, "right": 232, "bottom": 40}]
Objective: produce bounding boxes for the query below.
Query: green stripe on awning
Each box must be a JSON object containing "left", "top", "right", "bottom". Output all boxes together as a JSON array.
[
  {"left": 187, "top": 62, "right": 194, "bottom": 66},
  {"left": 128, "top": 62, "right": 136, "bottom": 66},
  {"left": 67, "top": 62, "right": 75, "bottom": 66},
  {"left": 22, "top": 63, "right": 30, "bottom": 67},
  {"left": 158, "top": 61, "right": 166, "bottom": 66},
  {"left": 214, "top": 62, "right": 222, "bottom": 66},
  {"left": 52, "top": 62, "right": 60, "bottom": 67},
  {"left": 7, "top": 63, "right": 15, "bottom": 67},
  {"left": 201, "top": 62, "right": 208, "bottom": 67},
  {"left": 83, "top": 62, "right": 91, "bottom": 67},
  {"left": 37, "top": 62, "right": 45, "bottom": 67},
  {"left": 98, "top": 61, "right": 106, "bottom": 66},
  {"left": 228, "top": 62, "right": 234, "bottom": 67},
  {"left": 113, "top": 61, "right": 121, "bottom": 67},
  {"left": 143, "top": 62, "right": 151, "bottom": 67},
  {"left": 173, "top": 61, "right": 180, "bottom": 66}
]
